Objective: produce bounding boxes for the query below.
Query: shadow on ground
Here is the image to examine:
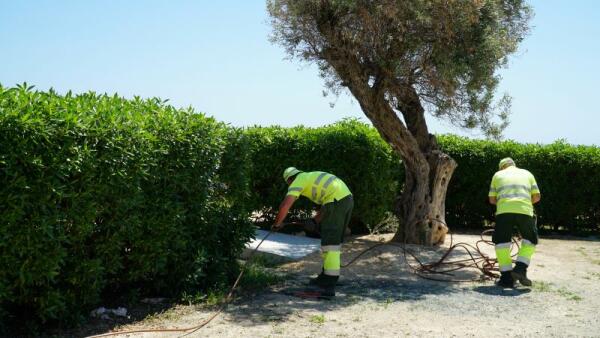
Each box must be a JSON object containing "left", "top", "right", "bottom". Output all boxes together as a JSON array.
[
  {"left": 55, "top": 234, "right": 507, "bottom": 336},
  {"left": 40, "top": 301, "right": 180, "bottom": 338},
  {"left": 218, "top": 236, "right": 496, "bottom": 327},
  {"left": 472, "top": 285, "right": 531, "bottom": 297}
]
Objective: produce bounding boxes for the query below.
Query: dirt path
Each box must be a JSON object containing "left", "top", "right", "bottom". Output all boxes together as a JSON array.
[{"left": 99, "top": 233, "right": 600, "bottom": 338}]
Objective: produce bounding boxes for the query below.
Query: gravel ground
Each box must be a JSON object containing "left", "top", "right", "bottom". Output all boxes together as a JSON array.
[{"left": 95, "top": 232, "right": 600, "bottom": 338}]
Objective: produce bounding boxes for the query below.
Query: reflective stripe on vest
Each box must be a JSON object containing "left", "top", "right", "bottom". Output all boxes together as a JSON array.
[
  {"left": 498, "top": 192, "right": 531, "bottom": 200},
  {"left": 496, "top": 183, "right": 531, "bottom": 202},
  {"left": 312, "top": 173, "right": 338, "bottom": 204}
]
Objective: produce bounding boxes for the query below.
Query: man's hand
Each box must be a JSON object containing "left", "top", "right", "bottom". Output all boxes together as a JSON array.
[{"left": 271, "top": 223, "right": 283, "bottom": 231}]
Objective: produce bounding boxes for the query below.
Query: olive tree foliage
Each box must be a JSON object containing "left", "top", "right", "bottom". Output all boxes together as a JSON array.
[{"left": 267, "top": 0, "right": 531, "bottom": 244}]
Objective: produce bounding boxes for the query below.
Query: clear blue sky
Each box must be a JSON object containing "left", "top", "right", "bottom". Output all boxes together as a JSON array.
[{"left": 1, "top": 1, "right": 599, "bottom": 145}]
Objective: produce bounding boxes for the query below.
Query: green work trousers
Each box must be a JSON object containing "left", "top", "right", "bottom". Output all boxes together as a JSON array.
[
  {"left": 318, "top": 195, "right": 354, "bottom": 286},
  {"left": 493, "top": 213, "right": 538, "bottom": 271}
]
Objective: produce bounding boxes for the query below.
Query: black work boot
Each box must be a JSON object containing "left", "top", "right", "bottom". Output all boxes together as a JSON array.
[
  {"left": 497, "top": 271, "right": 515, "bottom": 288},
  {"left": 308, "top": 269, "right": 326, "bottom": 286},
  {"left": 309, "top": 274, "right": 337, "bottom": 297},
  {"left": 318, "top": 284, "right": 336, "bottom": 297},
  {"left": 511, "top": 262, "right": 532, "bottom": 286},
  {"left": 320, "top": 274, "right": 337, "bottom": 297},
  {"left": 308, "top": 273, "right": 325, "bottom": 286},
  {"left": 309, "top": 270, "right": 341, "bottom": 286}
]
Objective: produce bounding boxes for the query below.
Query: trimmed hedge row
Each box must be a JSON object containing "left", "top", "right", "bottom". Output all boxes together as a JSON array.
[
  {"left": 441, "top": 136, "right": 600, "bottom": 233},
  {"left": 239, "top": 119, "right": 400, "bottom": 232},
  {"left": 0, "top": 85, "right": 254, "bottom": 330},
  {"left": 237, "top": 121, "right": 600, "bottom": 235},
  {"left": 1, "top": 85, "right": 598, "bottom": 331}
]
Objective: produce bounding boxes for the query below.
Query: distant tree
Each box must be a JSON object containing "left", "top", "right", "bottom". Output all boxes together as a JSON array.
[{"left": 267, "top": 0, "right": 531, "bottom": 244}]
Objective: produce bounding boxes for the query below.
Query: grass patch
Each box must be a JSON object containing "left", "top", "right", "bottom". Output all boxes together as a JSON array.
[
  {"left": 181, "top": 289, "right": 226, "bottom": 306},
  {"left": 309, "top": 314, "right": 325, "bottom": 325},
  {"left": 246, "top": 254, "right": 283, "bottom": 268},
  {"left": 556, "top": 287, "right": 583, "bottom": 302},
  {"left": 179, "top": 258, "right": 282, "bottom": 306},
  {"left": 239, "top": 259, "right": 284, "bottom": 291},
  {"left": 532, "top": 281, "right": 552, "bottom": 292},
  {"left": 532, "top": 281, "right": 582, "bottom": 301},
  {"left": 380, "top": 298, "right": 393, "bottom": 310},
  {"left": 590, "top": 272, "right": 600, "bottom": 280},
  {"left": 140, "top": 306, "right": 189, "bottom": 325}
]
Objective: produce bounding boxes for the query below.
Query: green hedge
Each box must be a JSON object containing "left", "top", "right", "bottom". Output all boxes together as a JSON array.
[
  {"left": 240, "top": 119, "right": 400, "bottom": 233},
  {"left": 0, "top": 85, "right": 253, "bottom": 330},
  {"left": 237, "top": 122, "right": 600, "bottom": 235},
  {"left": 441, "top": 136, "right": 600, "bottom": 233},
  {"left": 1, "top": 84, "right": 599, "bottom": 332}
]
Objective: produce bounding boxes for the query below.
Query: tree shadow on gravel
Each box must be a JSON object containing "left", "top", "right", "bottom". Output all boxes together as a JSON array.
[
  {"left": 219, "top": 275, "right": 460, "bottom": 328},
  {"left": 59, "top": 235, "right": 499, "bottom": 335},
  {"left": 218, "top": 237, "right": 490, "bottom": 328}
]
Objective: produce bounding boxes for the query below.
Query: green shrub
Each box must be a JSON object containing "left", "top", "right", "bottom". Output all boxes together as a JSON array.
[
  {"left": 440, "top": 135, "right": 600, "bottom": 234},
  {"left": 0, "top": 84, "right": 253, "bottom": 331},
  {"left": 1, "top": 83, "right": 598, "bottom": 333},
  {"left": 242, "top": 119, "right": 400, "bottom": 232},
  {"left": 236, "top": 122, "right": 599, "bottom": 236}
]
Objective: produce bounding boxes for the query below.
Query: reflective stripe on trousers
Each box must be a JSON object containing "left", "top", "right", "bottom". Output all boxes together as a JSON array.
[
  {"left": 495, "top": 242, "right": 513, "bottom": 272},
  {"left": 322, "top": 245, "right": 341, "bottom": 276},
  {"left": 517, "top": 239, "right": 536, "bottom": 265}
]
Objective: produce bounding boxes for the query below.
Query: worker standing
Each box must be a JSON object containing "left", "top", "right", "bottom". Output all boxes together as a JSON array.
[
  {"left": 488, "top": 158, "right": 541, "bottom": 287},
  {"left": 272, "top": 167, "right": 354, "bottom": 297}
]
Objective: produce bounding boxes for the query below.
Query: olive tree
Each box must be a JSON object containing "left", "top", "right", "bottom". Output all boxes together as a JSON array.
[{"left": 267, "top": 0, "right": 531, "bottom": 244}]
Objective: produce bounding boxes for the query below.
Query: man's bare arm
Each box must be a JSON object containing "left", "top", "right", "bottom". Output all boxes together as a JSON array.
[{"left": 272, "top": 195, "right": 297, "bottom": 230}]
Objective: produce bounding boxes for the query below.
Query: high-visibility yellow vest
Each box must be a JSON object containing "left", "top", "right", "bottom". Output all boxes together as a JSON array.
[
  {"left": 488, "top": 166, "right": 540, "bottom": 216},
  {"left": 286, "top": 171, "right": 352, "bottom": 205}
]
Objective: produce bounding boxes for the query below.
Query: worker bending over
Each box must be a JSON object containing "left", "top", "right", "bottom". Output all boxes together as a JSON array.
[
  {"left": 489, "top": 158, "right": 541, "bottom": 288},
  {"left": 272, "top": 167, "right": 353, "bottom": 297}
]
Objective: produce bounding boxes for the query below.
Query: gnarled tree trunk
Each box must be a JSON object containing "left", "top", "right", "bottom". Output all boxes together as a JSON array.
[
  {"left": 318, "top": 32, "right": 457, "bottom": 246},
  {"left": 347, "top": 81, "right": 457, "bottom": 245},
  {"left": 393, "top": 149, "right": 456, "bottom": 245}
]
